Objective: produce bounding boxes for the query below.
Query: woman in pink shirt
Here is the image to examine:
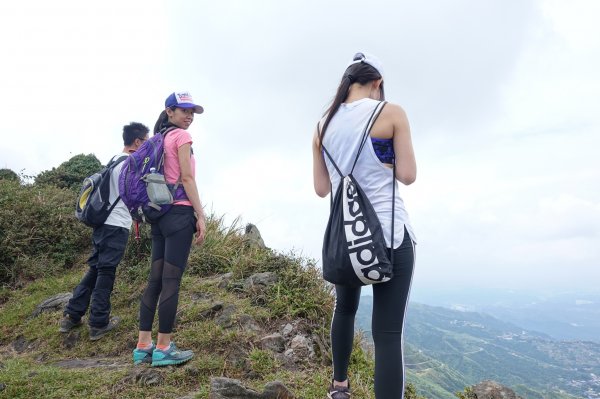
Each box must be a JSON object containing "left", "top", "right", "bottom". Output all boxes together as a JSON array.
[{"left": 133, "top": 91, "right": 206, "bottom": 367}]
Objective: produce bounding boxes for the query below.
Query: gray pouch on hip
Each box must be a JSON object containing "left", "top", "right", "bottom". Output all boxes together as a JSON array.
[{"left": 143, "top": 171, "right": 173, "bottom": 206}]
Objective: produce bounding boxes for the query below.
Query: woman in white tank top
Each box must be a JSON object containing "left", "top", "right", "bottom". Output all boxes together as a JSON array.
[{"left": 312, "top": 52, "right": 417, "bottom": 399}]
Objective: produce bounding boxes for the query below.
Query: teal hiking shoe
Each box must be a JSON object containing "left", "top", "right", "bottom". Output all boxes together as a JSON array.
[
  {"left": 151, "top": 342, "right": 193, "bottom": 367},
  {"left": 133, "top": 342, "right": 155, "bottom": 365}
]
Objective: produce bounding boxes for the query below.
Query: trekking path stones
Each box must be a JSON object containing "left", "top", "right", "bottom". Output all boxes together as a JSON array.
[
  {"left": 53, "top": 358, "right": 130, "bottom": 370},
  {"left": 472, "top": 380, "right": 524, "bottom": 399},
  {"left": 209, "top": 377, "right": 294, "bottom": 399},
  {"left": 30, "top": 292, "right": 72, "bottom": 318}
]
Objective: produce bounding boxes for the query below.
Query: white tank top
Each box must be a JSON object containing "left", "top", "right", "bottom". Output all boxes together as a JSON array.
[{"left": 321, "top": 98, "right": 416, "bottom": 248}]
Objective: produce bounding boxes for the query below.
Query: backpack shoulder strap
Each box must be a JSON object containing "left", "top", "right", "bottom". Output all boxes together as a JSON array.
[
  {"left": 318, "top": 122, "right": 344, "bottom": 178},
  {"left": 158, "top": 126, "right": 188, "bottom": 192},
  {"left": 106, "top": 154, "right": 128, "bottom": 169},
  {"left": 161, "top": 126, "right": 178, "bottom": 137},
  {"left": 156, "top": 127, "right": 177, "bottom": 171}
]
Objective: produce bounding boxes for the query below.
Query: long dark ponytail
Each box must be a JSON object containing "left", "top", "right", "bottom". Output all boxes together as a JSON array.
[
  {"left": 319, "top": 56, "right": 384, "bottom": 147},
  {"left": 153, "top": 110, "right": 169, "bottom": 134},
  {"left": 153, "top": 106, "right": 180, "bottom": 134}
]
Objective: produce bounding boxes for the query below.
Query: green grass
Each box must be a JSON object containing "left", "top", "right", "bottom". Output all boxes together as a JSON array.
[
  {"left": 0, "top": 233, "right": 339, "bottom": 399},
  {"left": 0, "top": 179, "right": 432, "bottom": 398}
]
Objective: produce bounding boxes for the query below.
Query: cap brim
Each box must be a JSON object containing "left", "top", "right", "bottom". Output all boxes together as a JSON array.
[{"left": 175, "top": 103, "right": 204, "bottom": 114}]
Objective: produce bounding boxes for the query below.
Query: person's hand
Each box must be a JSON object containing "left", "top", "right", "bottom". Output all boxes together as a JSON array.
[{"left": 195, "top": 216, "right": 206, "bottom": 246}]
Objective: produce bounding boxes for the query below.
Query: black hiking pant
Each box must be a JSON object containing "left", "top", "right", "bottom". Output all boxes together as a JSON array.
[
  {"left": 64, "top": 224, "right": 129, "bottom": 328},
  {"left": 331, "top": 227, "right": 416, "bottom": 399}
]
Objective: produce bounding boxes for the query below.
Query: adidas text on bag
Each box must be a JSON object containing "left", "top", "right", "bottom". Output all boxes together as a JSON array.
[
  {"left": 75, "top": 155, "right": 128, "bottom": 228},
  {"left": 320, "top": 101, "right": 395, "bottom": 286},
  {"left": 118, "top": 127, "right": 187, "bottom": 222}
]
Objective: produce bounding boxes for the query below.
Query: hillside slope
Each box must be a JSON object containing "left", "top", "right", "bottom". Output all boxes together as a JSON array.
[{"left": 357, "top": 297, "right": 599, "bottom": 398}]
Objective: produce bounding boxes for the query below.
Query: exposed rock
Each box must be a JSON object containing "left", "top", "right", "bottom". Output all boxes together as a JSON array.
[
  {"left": 0, "top": 383, "right": 5, "bottom": 392},
  {"left": 243, "top": 272, "right": 278, "bottom": 290},
  {"left": 217, "top": 272, "right": 234, "bottom": 289},
  {"left": 36, "top": 353, "right": 49, "bottom": 362},
  {"left": 120, "top": 368, "right": 164, "bottom": 387},
  {"left": 238, "top": 314, "right": 262, "bottom": 333},
  {"left": 261, "top": 381, "right": 294, "bottom": 399},
  {"left": 289, "top": 334, "right": 315, "bottom": 358},
  {"left": 200, "top": 301, "right": 224, "bottom": 319},
  {"left": 274, "top": 352, "right": 298, "bottom": 371},
  {"left": 53, "top": 358, "right": 129, "bottom": 370},
  {"left": 244, "top": 224, "right": 266, "bottom": 249},
  {"left": 62, "top": 331, "right": 80, "bottom": 349},
  {"left": 284, "top": 348, "right": 294, "bottom": 358},
  {"left": 244, "top": 370, "right": 261, "bottom": 380},
  {"left": 13, "top": 335, "right": 35, "bottom": 353},
  {"left": 215, "top": 305, "right": 237, "bottom": 328},
  {"left": 31, "top": 293, "right": 72, "bottom": 318},
  {"left": 472, "top": 380, "right": 523, "bottom": 399},
  {"left": 190, "top": 291, "right": 212, "bottom": 301},
  {"left": 209, "top": 377, "right": 294, "bottom": 399},
  {"left": 260, "top": 333, "right": 286, "bottom": 353},
  {"left": 281, "top": 323, "right": 294, "bottom": 337},
  {"left": 210, "top": 377, "right": 261, "bottom": 398}
]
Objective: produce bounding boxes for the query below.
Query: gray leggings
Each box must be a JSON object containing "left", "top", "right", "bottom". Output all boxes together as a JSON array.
[{"left": 331, "top": 228, "right": 415, "bottom": 398}]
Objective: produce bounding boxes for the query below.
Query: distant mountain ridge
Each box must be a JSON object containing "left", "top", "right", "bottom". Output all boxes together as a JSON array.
[
  {"left": 411, "top": 289, "right": 600, "bottom": 342},
  {"left": 356, "top": 297, "right": 600, "bottom": 399}
]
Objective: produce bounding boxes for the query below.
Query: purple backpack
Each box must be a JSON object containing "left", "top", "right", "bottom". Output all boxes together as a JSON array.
[{"left": 118, "top": 127, "right": 188, "bottom": 222}]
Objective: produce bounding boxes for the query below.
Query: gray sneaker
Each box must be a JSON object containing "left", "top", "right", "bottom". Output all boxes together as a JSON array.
[
  {"left": 59, "top": 315, "right": 83, "bottom": 333},
  {"left": 89, "top": 316, "right": 121, "bottom": 341}
]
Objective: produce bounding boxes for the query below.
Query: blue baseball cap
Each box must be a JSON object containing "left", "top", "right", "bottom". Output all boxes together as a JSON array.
[{"left": 165, "top": 91, "right": 204, "bottom": 114}]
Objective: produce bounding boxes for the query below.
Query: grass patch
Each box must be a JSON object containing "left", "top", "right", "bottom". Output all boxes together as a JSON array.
[{"left": 0, "top": 357, "right": 128, "bottom": 399}]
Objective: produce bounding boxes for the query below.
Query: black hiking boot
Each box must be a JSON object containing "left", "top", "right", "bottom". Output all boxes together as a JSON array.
[
  {"left": 89, "top": 316, "right": 121, "bottom": 341},
  {"left": 59, "top": 315, "right": 83, "bottom": 333}
]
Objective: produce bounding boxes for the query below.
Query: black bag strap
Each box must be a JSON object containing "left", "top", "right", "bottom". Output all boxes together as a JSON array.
[
  {"left": 319, "top": 101, "right": 387, "bottom": 177},
  {"left": 351, "top": 101, "right": 387, "bottom": 174},
  {"left": 320, "top": 101, "right": 386, "bottom": 210},
  {"left": 390, "top": 157, "right": 395, "bottom": 265}
]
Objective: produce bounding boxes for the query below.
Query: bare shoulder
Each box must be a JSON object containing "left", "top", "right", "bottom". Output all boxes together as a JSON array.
[{"left": 381, "top": 102, "right": 407, "bottom": 119}]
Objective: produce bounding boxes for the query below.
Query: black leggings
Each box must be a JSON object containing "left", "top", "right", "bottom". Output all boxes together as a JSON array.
[
  {"left": 331, "top": 228, "right": 415, "bottom": 399},
  {"left": 139, "top": 206, "right": 195, "bottom": 334}
]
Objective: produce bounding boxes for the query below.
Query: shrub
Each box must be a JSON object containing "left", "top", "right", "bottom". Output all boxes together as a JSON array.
[
  {"left": 405, "top": 383, "right": 428, "bottom": 399},
  {"left": 0, "top": 179, "right": 90, "bottom": 287},
  {"left": 0, "top": 168, "right": 19, "bottom": 182},
  {"left": 455, "top": 387, "right": 477, "bottom": 399},
  {"left": 35, "top": 154, "right": 101, "bottom": 190}
]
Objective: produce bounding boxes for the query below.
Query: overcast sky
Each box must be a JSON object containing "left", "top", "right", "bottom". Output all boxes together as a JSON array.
[{"left": 1, "top": 0, "right": 598, "bottom": 299}]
